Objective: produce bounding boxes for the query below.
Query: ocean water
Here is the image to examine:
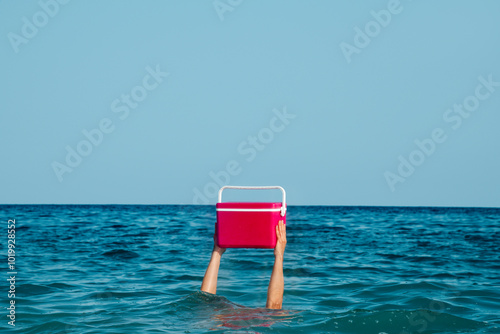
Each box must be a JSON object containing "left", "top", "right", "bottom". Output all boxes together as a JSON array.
[{"left": 1, "top": 205, "right": 499, "bottom": 334}]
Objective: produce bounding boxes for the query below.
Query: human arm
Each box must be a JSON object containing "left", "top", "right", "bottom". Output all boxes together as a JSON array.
[
  {"left": 266, "top": 221, "right": 286, "bottom": 309},
  {"left": 200, "top": 230, "right": 226, "bottom": 294}
]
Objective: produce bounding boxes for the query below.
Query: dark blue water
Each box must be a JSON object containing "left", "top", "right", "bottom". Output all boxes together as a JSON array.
[{"left": 0, "top": 205, "right": 499, "bottom": 333}]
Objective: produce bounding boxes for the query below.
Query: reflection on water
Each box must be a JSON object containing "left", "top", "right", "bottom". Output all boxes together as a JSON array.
[{"left": 178, "top": 291, "right": 298, "bottom": 332}]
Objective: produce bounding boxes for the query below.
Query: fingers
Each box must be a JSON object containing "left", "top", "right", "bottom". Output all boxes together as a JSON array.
[{"left": 276, "top": 221, "right": 286, "bottom": 241}]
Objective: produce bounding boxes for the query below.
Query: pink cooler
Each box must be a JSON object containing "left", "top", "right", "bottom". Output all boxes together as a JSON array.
[{"left": 216, "top": 186, "right": 287, "bottom": 249}]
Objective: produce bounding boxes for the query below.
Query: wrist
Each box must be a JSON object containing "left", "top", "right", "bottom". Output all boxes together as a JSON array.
[{"left": 213, "top": 249, "right": 224, "bottom": 257}]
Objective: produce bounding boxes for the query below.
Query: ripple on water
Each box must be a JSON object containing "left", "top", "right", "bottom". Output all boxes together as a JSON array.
[{"left": 101, "top": 249, "right": 140, "bottom": 260}]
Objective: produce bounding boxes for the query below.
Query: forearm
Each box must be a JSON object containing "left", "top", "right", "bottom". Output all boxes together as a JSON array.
[
  {"left": 200, "top": 251, "right": 222, "bottom": 294},
  {"left": 266, "top": 254, "right": 284, "bottom": 309}
]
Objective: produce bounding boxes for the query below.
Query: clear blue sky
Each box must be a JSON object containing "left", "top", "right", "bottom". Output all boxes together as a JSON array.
[{"left": 1, "top": 0, "right": 499, "bottom": 206}]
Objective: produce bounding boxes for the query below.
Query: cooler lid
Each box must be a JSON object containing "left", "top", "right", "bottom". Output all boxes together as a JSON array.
[{"left": 216, "top": 202, "right": 283, "bottom": 212}]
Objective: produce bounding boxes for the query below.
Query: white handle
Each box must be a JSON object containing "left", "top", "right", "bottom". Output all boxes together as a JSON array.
[{"left": 218, "top": 186, "right": 287, "bottom": 216}]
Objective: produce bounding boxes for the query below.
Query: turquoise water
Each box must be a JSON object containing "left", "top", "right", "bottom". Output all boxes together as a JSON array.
[{"left": 1, "top": 205, "right": 499, "bottom": 333}]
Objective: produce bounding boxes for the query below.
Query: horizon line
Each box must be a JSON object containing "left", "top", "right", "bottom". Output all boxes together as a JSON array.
[{"left": 1, "top": 203, "right": 499, "bottom": 209}]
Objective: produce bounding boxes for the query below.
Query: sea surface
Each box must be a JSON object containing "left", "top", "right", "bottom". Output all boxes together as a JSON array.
[{"left": 0, "top": 205, "right": 499, "bottom": 333}]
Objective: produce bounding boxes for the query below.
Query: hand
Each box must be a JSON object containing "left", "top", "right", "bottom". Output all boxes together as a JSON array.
[
  {"left": 274, "top": 221, "right": 287, "bottom": 258},
  {"left": 213, "top": 233, "right": 226, "bottom": 256}
]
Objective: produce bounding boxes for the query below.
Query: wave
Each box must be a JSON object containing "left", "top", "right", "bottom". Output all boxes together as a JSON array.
[{"left": 101, "top": 249, "right": 140, "bottom": 259}]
